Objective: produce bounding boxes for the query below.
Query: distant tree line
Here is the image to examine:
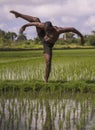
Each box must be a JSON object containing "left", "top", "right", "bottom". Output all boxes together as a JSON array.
[
  {"left": 0, "top": 28, "right": 95, "bottom": 47},
  {"left": 0, "top": 29, "right": 27, "bottom": 43},
  {"left": 57, "top": 32, "right": 95, "bottom": 46}
]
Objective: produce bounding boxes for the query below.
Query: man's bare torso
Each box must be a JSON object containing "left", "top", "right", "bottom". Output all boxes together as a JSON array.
[{"left": 44, "top": 26, "right": 60, "bottom": 44}]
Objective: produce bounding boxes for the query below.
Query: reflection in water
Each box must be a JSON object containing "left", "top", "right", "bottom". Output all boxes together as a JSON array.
[
  {"left": 0, "top": 92, "right": 95, "bottom": 130},
  {"left": 43, "top": 100, "right": 54, "bottom": 130}
]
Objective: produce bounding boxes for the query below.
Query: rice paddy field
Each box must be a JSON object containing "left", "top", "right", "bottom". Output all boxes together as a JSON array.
[
  {"left": 0, "top": 49, "right": 95, "bottom": 130},
  {"left": 0, "top": 49, "right": 95, "bottom": 81},
  {"left": 0, "top": 49, "right": 95, "bottom": 92}
]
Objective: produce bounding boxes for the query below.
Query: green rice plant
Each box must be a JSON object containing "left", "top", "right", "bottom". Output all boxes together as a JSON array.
[
  {"left": 50, "top": 57, "right": 95, "bottom": 81},
  {"left": 0, "top": 49, "right": 95, "bottom": 82}
]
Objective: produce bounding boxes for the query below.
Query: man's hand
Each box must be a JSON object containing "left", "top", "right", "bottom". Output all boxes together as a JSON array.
[{"left": 19, "top": 25, "right": 26, "bottom": 34}]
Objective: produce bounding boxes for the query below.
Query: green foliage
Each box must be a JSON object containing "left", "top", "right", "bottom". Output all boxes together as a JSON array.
[
  {"left": 56, "top": 38, "right": 66, "bottom": 45},
  {"left": 85, "top": 35, "right": 95, "bottom": 46},
  {"left": 34, "top": 36, "right": 41, "bottom": 44},
  {"left": 1, "top": 28, "right": 95, "bottom": 48},
  {"left": 17, "top": 33, "right": 27, "bottom": 42},
  {"left": 0, "top": 80, "right": 95, "bottom": 93},
  {"left": 56, "top": 33, "right": 81, "bottom": 45}
]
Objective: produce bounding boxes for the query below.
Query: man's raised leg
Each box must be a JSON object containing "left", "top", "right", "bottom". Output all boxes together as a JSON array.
[{"left": 10, "top": 10, "right": 40, "bottom": 22}]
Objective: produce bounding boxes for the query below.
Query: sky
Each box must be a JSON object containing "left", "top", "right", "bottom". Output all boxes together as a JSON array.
[{"left": 1, "top": 0, "right": 95, "bottom": 39}]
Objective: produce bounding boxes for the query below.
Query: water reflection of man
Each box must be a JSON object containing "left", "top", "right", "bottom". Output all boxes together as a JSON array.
[
  {"left": 42, "top": 100, "right": 53, "bottom": 130},
  {"left": 10, "top": 11, "right": 84, "bottom": 82}
]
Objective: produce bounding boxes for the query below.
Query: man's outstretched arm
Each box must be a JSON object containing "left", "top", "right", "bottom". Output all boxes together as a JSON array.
[
  {"left": 58, "top": 27, "right": 84, "bottom": 45},
  {"left": 19, "top": 22, "right": 44, "bottom": 34}
]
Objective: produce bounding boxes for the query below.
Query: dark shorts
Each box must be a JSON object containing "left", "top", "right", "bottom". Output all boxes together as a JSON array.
[{"left": 42, "top": 41, "right": 54, "bottom": 55}]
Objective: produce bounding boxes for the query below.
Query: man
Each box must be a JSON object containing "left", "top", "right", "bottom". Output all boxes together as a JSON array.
[{"left": 10, "top": 10, "right": 84, "bottom": 82}]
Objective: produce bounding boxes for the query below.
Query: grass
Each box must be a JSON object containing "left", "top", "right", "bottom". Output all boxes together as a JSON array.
[
  {"left": 0, "top": 49, "right": 95, "bottom": 92},
  {"left": 0, "top": 80, "right": 95, "bottom": 93}
]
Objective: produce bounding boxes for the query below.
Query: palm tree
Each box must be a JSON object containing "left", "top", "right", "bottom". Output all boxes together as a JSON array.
[{"left": 5, "top": 32, "right": 17, "bottom": 41}]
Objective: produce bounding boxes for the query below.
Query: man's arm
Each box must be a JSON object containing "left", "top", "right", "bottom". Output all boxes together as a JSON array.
[
  {"left": 19, "top": 22, "right": 44, "bottom": 34},
  {"left": 58, "top": 27, "right": 84, "bottom": 45}
]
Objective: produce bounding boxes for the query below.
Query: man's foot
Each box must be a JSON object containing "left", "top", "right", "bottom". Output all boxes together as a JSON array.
[
  {"left": 19, "top": 25, "right": 26, "bottom": 34},
  {"left": 10, "top": 10, "right": 20, "bottom": 18}
]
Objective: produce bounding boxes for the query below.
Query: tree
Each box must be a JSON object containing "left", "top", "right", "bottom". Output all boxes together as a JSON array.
[
  {"left": 17, "top": 33, "right": 27, "bottom": 42},
  {"left": 63, "top": 32, "right": 79, "bottom": 44},
  {"left": 85, "top": 33, "right": 95, "bottom": 46},
  {"left": 10, "top": 32, "right": 17, "bottom": 41},
  {"left": 4, "top": 32, "right": 17, "bottom": 41},
  {"left": 87, "top": 30, "right": 95, "bottom": 45},
  {"left": 63, "top": 32, "right": 75, "bottom": 40},
  {"left": 0, "top": 29, "right": 6, "bottom": 37},
  {"left": 34, "top": 36, "right": 41, "bottom": 44},
  {"left": 88, "top": 35, "right": 95, "bottom": 46},
  {"left": 0, "top": 29, "right": 6, "bottom": 42}
]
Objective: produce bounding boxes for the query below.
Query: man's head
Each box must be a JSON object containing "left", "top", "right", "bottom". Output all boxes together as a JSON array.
[{"left": 44, "top": 21, "right": 54, "bottom": 32}]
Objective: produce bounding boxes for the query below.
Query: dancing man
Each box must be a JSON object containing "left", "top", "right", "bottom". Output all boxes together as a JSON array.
[{"left": 10, "top": 10, "right": 84, "bottom": 82}]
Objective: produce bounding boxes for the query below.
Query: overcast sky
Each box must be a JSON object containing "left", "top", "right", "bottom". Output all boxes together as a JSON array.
[{"left": 1, "top": 0, "right": 95, "bottom": 39}]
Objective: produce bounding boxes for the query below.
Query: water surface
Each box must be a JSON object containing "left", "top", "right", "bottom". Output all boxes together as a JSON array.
[{"left": 0, "top": 92, "right": 95, "bottom": 130}]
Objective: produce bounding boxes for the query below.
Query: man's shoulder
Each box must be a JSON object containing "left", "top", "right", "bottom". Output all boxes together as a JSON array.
[{"left": 54, "top": 26, "right": 61, "bottom": 33}]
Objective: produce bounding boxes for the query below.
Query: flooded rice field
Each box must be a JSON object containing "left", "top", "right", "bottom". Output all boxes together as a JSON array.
[{"left": 0, "top": 92, "right": 95, "bottom": 130}]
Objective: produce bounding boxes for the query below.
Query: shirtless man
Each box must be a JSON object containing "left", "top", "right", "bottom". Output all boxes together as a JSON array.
[{"left": 10, "top": 10, "right": 84, "bottom": 82}]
